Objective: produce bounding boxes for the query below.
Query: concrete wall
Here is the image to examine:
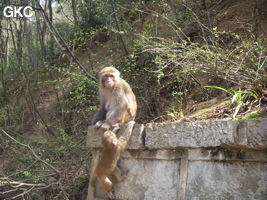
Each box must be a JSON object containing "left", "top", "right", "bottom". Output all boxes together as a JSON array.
[{"left": 86, "top": 119, "right": 267, "bottom": 200}]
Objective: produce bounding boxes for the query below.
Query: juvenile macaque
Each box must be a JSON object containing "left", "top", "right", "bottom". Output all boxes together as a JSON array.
[
  {"left": 91, "top": 121, "right": 135, "bottom": 199},
  {"left": 92, "top": 67, "right": 137, "bottom": 130}
]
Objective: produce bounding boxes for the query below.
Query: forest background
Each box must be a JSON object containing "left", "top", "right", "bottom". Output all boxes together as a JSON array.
[{"left": 0, "top": 0, "right": 266, "bottom": 199}]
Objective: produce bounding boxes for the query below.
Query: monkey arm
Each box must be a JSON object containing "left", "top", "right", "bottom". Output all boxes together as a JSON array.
[{"left": 92, "top": 105, "right": 107, "bottom": 125}]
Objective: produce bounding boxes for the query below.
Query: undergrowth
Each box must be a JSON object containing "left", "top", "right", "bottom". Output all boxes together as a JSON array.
[{"left": 0, "top": 0, "right": 266, "bottom": 199}]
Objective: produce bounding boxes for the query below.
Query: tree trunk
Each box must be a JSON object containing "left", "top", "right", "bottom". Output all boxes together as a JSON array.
[
  {"left": 72, "top": 0, "right": 79, "bottom": 25},
  {"left": 23, "top": 0, "right": 38, "bottom": 67},
  {"left": 42, "top": 0, "right": 50, "bottom": 45}
]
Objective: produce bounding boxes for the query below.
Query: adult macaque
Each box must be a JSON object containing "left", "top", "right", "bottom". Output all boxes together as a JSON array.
[
  {"left": 91, "top": 121, "right": 135, "bottom": 199},
  {"left": 92, "top": 67, "right": 137, "bottom": 130}
]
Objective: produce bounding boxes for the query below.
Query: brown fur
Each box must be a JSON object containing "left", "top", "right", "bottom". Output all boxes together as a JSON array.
[
  {"left": 90, "top": 121, "right": 135, "bottom": 199},
  {"left": 92, "top": 67, "right": 137, "bottom": 130}
]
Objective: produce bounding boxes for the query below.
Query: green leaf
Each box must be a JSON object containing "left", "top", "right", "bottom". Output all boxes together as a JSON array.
[{"left": 204, "top": 86, "right": 233, "bottom": 95}]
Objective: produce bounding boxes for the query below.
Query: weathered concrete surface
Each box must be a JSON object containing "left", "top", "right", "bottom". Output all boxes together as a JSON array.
[
  {"left": 87, "top": 123, "right": 145, "bottom": 149},
  {"left": 86, "top": 119, "right": 267, "bottom": 200},
  {"left": 240, "top": 119, "right": 267, "bottom": 147},
  {"left": 145, "top": 119, "right": 267, "bottom": 148},
  {"left": 87, "top": 149, "right": 182, "bottom": 200},
  {"left": 145, "top": 120, "right": 239, "bottom": 148},
  {"left": 186, "top": 161, "right": 266, "bottom": 200},
  {"left": 114, "top": 158, "right": 180, "bottom": 200}
]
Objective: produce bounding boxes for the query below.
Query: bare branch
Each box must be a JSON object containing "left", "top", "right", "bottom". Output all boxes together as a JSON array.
[
  {"left": 1, "top": 130, "right": 60, "bottom": 175},
  {"left": 0, "top": 179, "right": 46, "bottom": 188},
  {"left": 36, "top": 2, "right": 98, "bottom": 82},
  {"left": 0, "top": 178, "right": 46, "bottom": 200}
]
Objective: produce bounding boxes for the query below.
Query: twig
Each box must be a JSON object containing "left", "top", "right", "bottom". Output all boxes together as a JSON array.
[
  {"left": 138, "top": 90, "right": 155, "bottom": 118},
  {"left": 1, "top": 130, "right": 60, "bottom": 175},
  {"left": 36, "top": 2, "right": 97, "bottom": 82},
  {"left": 110, "top": 0, "right": 129, "bottom": 56},
  {"left": 0, "top": 180, "right": 45, "bottom": 188},
  {"left": 9, "top": 21, "right": 56, "bottom": 136},
  {"left": 0, "top": 178, "right": 46, "bottom": 200},
  {"left": 8, "top": 186, "right": 34, "bottom": 200},
  {"left": 189, "top": 73, "right": 210, "bottom": 96}
]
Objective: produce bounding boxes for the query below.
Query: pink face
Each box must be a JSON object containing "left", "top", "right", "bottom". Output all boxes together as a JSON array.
[{"left": 103, "top": 74, "right": 115, "bottom": 88}]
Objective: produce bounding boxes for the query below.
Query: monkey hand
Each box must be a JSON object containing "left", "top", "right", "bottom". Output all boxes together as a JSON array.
[
  {"left": 112, "top": 123, "right": 121, "bottom": 133},
  {"left": 128, "top": 121, "right": 135, "bottom": 125},
  {"left": 94, "top": 120, "right": 105, "bottom": 129},
  {"left": 127, "top": 121, "right": 135, "bottom": 126},
  {"left": 100, "top": 123, "right": 111, "bottom": 131}
]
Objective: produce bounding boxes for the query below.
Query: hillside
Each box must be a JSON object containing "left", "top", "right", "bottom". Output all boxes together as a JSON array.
[{"left": 0, "top": 0, "right": 267, "bottom": 199}]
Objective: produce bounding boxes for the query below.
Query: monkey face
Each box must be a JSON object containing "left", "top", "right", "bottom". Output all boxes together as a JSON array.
[
  {"left": 100, "top": 67, "right": 121, "bottom": 89},
  {"left": 103, "top": 74, "right": 115, "bottom": 88}
]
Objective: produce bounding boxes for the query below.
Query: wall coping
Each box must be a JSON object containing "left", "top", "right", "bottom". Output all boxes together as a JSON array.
[{"left": 87, "top": 119, "right": 267, "bottom": 150}]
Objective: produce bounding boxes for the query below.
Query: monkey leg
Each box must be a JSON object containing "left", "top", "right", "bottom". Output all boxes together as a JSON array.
[
  {"left": 112, "top": 166, "right": 129, "bottom": 182},
  {"left": 98, "top": 175, "right": 116, "bottom": 199},
  {"left": 98, "top": 175, "right": 113, "bottom": 192}
]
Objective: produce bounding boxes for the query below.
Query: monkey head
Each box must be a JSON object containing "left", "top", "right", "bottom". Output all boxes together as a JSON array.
[
  {"left": 101, "top": 130, "right": 118, "bottom": 150},
  {"left": 99, "top": 67, "right": 121, "bottom": 89}
]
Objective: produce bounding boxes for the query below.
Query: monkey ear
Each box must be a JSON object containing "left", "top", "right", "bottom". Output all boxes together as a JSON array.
[{"left": 112, "top": 139, "right": 117, "bottom": 146}]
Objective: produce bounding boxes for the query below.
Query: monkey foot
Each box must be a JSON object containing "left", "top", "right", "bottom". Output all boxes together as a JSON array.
[
  {"left": 107, "top": 189, "right": 116, "bottom": 200},
  {"left": 118, "top": 169, "right": 129, "bottom": 182},
  {"left": 122, "top": 168, "right": 129, "bottom": 176}
]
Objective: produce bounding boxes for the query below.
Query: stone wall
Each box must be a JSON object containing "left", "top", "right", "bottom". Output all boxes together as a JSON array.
[{"left": 86, "top": 119, "right": 267, "bottom": 200}]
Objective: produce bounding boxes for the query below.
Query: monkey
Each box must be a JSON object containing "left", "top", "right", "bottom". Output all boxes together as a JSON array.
[
  {"left": 92, "top": 66, "right": 137, "bottom": 130},
  {"left": 90, "top": 121, "right": 135, "bottom": 199}
]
